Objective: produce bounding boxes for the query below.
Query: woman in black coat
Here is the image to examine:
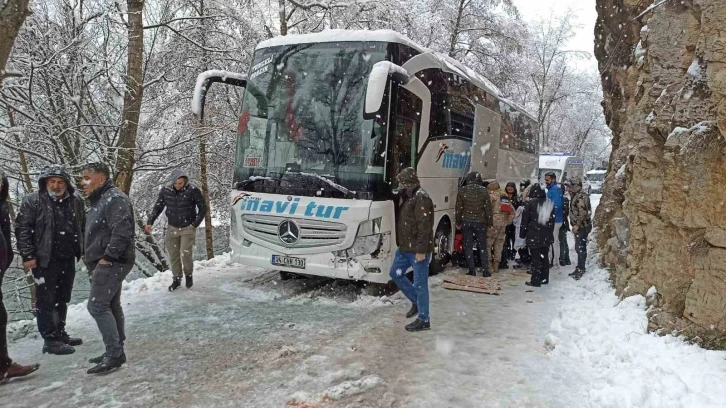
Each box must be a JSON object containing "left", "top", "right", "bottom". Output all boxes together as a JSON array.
[{"left": 519, "top": 183, "right": 555, "bottom": 287}]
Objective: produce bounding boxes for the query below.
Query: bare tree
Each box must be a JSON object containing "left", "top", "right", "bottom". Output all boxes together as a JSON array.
[{"left": 526, "top": 9, "right": 589, "bottom": 148}]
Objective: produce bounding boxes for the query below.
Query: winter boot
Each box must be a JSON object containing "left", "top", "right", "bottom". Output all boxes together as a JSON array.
[
  {"left": 89, "top": 352, "right": 126, "bottom": 365},
  {"left": 559, "top": 259, "right": 567, "bottom": 267},
  {"left": 60, "top": 333, "right": 83, "bottom": 347},
  {"left": 2, "top": 362, "right": 40, "bottom": 382},
  {"left": 479, "top": 268, "right": 492, "bottom": 278},
  {"left": 169, "top": 278, "right": 182, "bottom": 292},
  {"left": 87, "top": 354, "right": 125, "bottom": 375},
  {"left": 571, "top": 268, "right": 585, "bottom": 280},
  {"left": 525, "top": 280, "right": 541, "bottom": 287},
  {"left": 405, "top": 304, "right": 418, "bottom": 319},
  {"left": 499, "top": 259, "right": 509, "bottom": 270},
  {"left": 405, "top": 319, "right": 431, "bottom": 332},
  {"left": 568, "top": 268, "right": 579, "bottom": 277},
  {"left": 42, "top": 340, "right": 75, "bottom": 355},
  {"left": 565, "top": 259, "right": 572, "bottom": 266},
  {"left": 185, "top": 275, "right": 193, "bottom": 289}
]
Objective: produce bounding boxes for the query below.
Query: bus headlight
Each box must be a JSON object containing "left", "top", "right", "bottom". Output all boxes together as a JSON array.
[{"left": 335, "top": 218, "right": 383, "bottom": 258}]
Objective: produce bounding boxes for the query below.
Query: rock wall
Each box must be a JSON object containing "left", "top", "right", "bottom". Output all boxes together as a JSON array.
[{"left": 594, "top": 0, "right": 726, "bottom": 348}]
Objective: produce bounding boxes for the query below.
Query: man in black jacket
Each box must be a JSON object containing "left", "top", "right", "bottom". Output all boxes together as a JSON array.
[
  {"left": 145, "top": 169, "right": 207, "bottom": 291},
  {"left": 519, "top": 184, "right": 555, "bottom": 287},
  {"left": 1, "top": 171, "right": 40, "bottom": 383},
  {"left": 15, "top": 165, "right": 85, "bottom": 355},
  {"left": 389, "top": 168, "right": 434, "bottom": 332},
  {"left": 81, "top": 163, "right": 135, "bottom": 375},
  {"left": 455, "top": 172, "right": 493, "bottom": 277}
]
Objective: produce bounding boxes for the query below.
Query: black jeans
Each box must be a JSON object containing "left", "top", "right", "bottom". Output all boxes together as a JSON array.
[
  {"left": 504, "top": 224, "right": 516, "bottom": 260},
  {"left": 575, "top": 226, "right": 592, "bottom": 270},
  {"left": 33, "top": 259, "right": 76, "bottom": 341},
  {"left": 0, "top": 273, "right": 9, "bottom": 370},
  {"left": 87, "top": 261, "right": 133, "bottom": 358},
  {"left": 530, "top": 247, "right": 549, "bottom": 284},
  {"left": 559, "top": 226, "right": 570, "bottom": 262},
  {"left": 463, "top": 221, "right": 489, "bottom": 274}
]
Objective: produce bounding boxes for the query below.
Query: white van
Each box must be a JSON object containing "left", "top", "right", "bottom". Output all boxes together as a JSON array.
[
  {"left": 538, "top": 153, "right": 586, "bottom": 190},
  {"left": 586, "top": 169, "right": 607, "bottom": 194}
]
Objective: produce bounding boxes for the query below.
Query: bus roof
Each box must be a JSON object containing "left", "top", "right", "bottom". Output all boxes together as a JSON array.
[
  {"left": 255, "top": 29, "right": 536, "bottom": 122},
  {"left": 257, "top": 29, "right": 425, "bottom": 52},
  {"left": 539, "top": 155, "right": 583, "bottom": 169}
]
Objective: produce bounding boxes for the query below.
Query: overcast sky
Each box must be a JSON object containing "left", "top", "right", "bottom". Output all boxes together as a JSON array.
[{"left": 511, "top": 0, "right": 598, "bottom": 69}]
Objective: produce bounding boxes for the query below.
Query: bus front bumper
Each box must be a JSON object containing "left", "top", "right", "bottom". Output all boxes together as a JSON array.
[{"left": 230, "top": 237, "right": 392, "bottom": 285}]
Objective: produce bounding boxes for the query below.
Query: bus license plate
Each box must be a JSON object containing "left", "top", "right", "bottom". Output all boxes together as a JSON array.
[{"left": 271, "top": 255, "right": 306, "bottom": 269}]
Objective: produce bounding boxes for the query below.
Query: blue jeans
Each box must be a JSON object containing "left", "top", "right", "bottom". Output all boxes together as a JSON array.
[{"left": 389, "top": 250, "right": 431, "bottom": 322}]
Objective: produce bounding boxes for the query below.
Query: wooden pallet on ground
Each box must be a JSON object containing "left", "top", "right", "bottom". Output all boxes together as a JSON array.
[{"left": 442, "top": 274, "right": 501, "bottom": 295}]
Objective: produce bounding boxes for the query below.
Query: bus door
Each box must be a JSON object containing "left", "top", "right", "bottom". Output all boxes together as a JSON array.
[{"left": 471, "top": 105, "right": 501, "bottom": 180}]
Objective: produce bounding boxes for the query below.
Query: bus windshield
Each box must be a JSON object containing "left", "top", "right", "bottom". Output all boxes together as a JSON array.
[
  {"left": 588, "top": 173, "right": 606, "bottom": 182},
  {"left": 234, "top": 42, "right": 389, "bottom": 199}
]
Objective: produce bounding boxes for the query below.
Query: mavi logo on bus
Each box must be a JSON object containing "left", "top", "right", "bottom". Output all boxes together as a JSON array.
[{"left": 440, "top": 149, "right": 471, "bottom": 170}]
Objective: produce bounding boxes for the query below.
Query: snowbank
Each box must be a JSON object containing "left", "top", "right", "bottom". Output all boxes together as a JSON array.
[{"left": 547, "top": 240, "right": 726, "bottom": 408}]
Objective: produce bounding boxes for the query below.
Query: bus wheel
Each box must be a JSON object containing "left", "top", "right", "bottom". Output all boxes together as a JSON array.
[{"left": 430, "top": 224, "right": 452, "bottom": 275}]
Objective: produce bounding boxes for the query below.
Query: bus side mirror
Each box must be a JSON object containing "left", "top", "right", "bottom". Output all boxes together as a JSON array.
[
  {"left": 192, "top": 70, "right": 247, "bottom": 123},
  {"left": 364, "top": 62, "right": 410, "bottom": 118}
]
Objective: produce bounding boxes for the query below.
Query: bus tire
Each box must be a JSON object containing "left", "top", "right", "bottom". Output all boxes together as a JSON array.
[{"left": 430, "top": 222, "right": 452, "bottom": 276}]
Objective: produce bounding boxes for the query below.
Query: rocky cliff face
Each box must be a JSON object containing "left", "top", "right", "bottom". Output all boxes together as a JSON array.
[{"left": 594, "top": 0, "right": 726, "bottom": 348}]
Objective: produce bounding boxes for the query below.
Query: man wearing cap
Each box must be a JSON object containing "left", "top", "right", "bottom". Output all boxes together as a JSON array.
[
  {"left": 15, "top": 165, "right": 85, "bottom": 355},
  {"left": 389, "top": 168, "right": 434, "bottom": 332}
]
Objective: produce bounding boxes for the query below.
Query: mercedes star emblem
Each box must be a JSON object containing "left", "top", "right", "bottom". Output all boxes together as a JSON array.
[{"left": 278, "top": 220, "right": 300, "bottom": 245}]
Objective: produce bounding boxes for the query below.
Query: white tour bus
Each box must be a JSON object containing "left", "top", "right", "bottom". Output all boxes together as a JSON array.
[
  {"left": 538, "top": 153, "right": 586, "bottom": 191},
  {"left": 586, "top": 169, "right": 607, "bottom": 193},
  {"left": 193, "top": 30, "right": 539, "bottom": 284}
]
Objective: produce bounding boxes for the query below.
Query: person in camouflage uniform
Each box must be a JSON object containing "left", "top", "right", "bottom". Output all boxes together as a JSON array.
[
  {"left": 455, "top": 171, "right": 493, "bottom": 277},
  {"left": 568, "top": 176, "right": 592, "bottom": 280},
  {"left": 485, "top": 180, "right": 515, "bottom": 274}
]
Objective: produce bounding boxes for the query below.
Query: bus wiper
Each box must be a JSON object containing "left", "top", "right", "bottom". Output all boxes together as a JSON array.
[
  {"left": 286, "top": 172, "right": 355, "bottom": 198},
  {"left": 234, "top": 176, "right": 273, "bottom": 190}
]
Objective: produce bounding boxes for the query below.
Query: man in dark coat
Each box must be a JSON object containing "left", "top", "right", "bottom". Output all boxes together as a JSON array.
[
  {"left": 455, "top": 171, "right": 493, "bottom": 277},
  {"left": 501, "top": 181, "right": 520, "bottom": 268},
  {"left": 519, "top": 184, "right": 555, "bottom": 287},
  {"left": 568, "top": 176, "right": 592, "bottom": 280},
  {"left": 145, "top": 169, "right": 207, "bottom": 291},
  {"left": 515, "top": 179, "right": 532, "bottom": 267},
  {"left": 81, "top": 163, "right": 135, "bottom": 374},
  {"left": 559, "top": 183, "right": 572, "bottom": 266},
  {"left": 389, "top": 168, "right": 434, "bottom": 332},
  {"left": 1, "top": 171, "right": 40, "bottom": 383},
  {"left": 15, "top": 165, "right": 85, "bottom": 355}
]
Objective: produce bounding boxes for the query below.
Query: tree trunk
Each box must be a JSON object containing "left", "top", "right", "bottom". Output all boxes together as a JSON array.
[
  {"left": 0, "top": 0, "right": 30, "bottom": 83},
  {"left": 7, "top": 106, "right": 36, "bottom": 312},
  {"left": 198, "top": 0, "right": 214, "bottom": 260},
  {"left": 199, "top": 138, "right": 214, "bottom": 260},
  {"left": 448, "top": 0, "right": 466, "bottom": 58},
  {"left": 279, "top": 0, "right": 288, "bottom": 35},
  {"left": 115, "top": 0, "right": 145, "bottom": 194}
]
